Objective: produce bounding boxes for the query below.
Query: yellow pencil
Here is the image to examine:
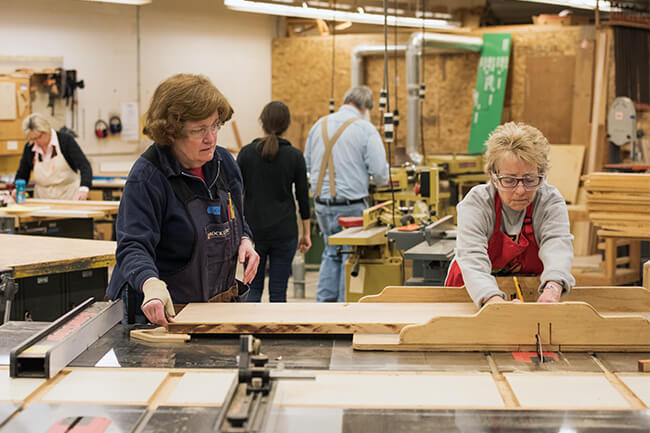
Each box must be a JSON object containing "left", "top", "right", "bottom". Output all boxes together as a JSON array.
[{"left": 513, "top": 276, "right": 524, "bottom": 302}]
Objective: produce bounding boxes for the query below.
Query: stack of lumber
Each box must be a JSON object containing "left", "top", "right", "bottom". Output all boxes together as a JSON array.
[{"left": 583, "top": 172, "right": 650, "bottom": 237}]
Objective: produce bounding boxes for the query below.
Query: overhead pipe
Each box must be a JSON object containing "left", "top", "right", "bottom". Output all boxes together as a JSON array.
[
  {"left": 350, "top": 44, "right": 407, "bottom": 89},
  {"left": 405, "top": 32, "right": 483, "bottom": 164}
]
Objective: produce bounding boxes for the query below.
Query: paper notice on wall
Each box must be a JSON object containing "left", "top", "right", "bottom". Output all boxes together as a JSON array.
[
  {"left": 0, "top": 82, "right": 17, "bottom": 120},
  {"left": 121, "top": 102, "right": 139, "bottom": 141},
  {"left": 7, "top": 141, "right": 18, "bottom": 151}
]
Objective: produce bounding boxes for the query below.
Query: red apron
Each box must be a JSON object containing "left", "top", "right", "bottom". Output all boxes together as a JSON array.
[{"left": 445, "top": 192, "right": 544, "bottom": 286}]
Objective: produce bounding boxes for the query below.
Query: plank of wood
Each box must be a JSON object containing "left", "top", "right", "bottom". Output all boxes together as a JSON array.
[
  {"left": 165, "top": 371, "right": 235, "bottom": 406},
  {"left": 353, "top": 302, "right": 650, "bottom": 352},
  {"left": 276, "top": 372, "right": 504, "bottom": 408},
  {"left": 168, "top": 302, "right": 478, "bottom": 335},
  {"left": 618, "top": 375, "right": 650, "bottom": 406},
  {"left": 41, "top": 369, "right": 167, "bottom": 405},
  {"left": 0, "top": 369, "right": 46, "bottom": 402},
  {"left": 0, "top": 234, "right": 116, "bottom": 278},
  {"left": 504, "top": 374, "right": 630, "bottom": 408},
  {"left": 645, "top": 261, "right": 650, "bottom": 290},
  {"left": 360, "top": 285, "right": 650, "bottom": 313},
  {"left": 586, "top": 30, "right": 609, "bottom": 173},
  {"left": 570, "top": 27, "right": 595, "bottom": 148},
  {"left": 130, "top": 327, "right": 191, "bottom": 343},
  {"left": 328, "top": 225, "right": 387, "bottom": 246},
  {"left": 522, "top": 56, "right": 576, "bottom": 144},
  {"left": 547, "top": 145, "right": 585, "bottom": 203}
]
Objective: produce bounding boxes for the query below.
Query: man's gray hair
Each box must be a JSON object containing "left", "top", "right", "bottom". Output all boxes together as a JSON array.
[
  {"left": 22, "top": 113, "right": 51, "bottom": 136},
  {"left": 343, "top": 86, "right": 374, "bottom": 111}
]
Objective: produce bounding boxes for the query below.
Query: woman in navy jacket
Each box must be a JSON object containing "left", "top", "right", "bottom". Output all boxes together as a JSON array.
[{"left": 106, "top": 74, "right": 259, "bottom": 327}]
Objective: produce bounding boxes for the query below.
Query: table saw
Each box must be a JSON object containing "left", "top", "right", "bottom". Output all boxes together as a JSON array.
[{"left": 0, "top": 277, "right": 648, "bottom": 432}]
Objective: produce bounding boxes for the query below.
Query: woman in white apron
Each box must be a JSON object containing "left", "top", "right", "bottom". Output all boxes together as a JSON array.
[{"left": 13, "top": 113, "right": 92, "bottom": 200}]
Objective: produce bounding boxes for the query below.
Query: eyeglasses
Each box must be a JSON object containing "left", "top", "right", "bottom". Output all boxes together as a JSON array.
[
  {"left": 492, "top": 173, "right": 544, "bottom": 190},
  {"left": 186, "top": 122, "right": 222, "bottom": 139},
  {"left": 27, "top": 132, "right": 45, "bottom": 143}
]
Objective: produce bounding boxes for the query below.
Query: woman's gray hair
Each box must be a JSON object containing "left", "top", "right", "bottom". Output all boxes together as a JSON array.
[
  {"left": 22, "top": 113, "right": 52, "bottom": 136},
  {"left": 484, "top": 122, "right": 550, "bottom": 175},
  {"left": 343, "top": 86, "right": 374, "bottom": 111}
]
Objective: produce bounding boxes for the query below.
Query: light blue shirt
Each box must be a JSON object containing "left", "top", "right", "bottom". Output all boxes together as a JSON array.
[{"left": 304, "top": 105, "right": 389, "bottom": 200}]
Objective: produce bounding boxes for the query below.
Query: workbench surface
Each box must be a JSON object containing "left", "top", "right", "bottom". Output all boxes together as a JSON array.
[{"left": 0, "top": 234, "right": 116, "bottom": 278}]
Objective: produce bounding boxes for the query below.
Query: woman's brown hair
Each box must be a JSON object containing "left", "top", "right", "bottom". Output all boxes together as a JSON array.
[
  {"left": 258, "top": 101, "right": 290, "bottom": 161},
  {"left": 143, "top": 74, "right": 233, "bottom": 146}
]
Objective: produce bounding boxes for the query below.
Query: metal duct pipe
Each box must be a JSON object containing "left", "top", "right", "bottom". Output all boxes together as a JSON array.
[
  {"left": 351, "top": 44, "right": 407, "bottom": 88},
  {"left": 406, "top": 33, "right": 483, "bottom": 164}
]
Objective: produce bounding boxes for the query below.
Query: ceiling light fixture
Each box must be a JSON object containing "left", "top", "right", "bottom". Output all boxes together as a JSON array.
[
  {"left": 83, "top": 0, "right": 151, "bottom": 5},
  {"left": 516, "top": 0, "right": 615, "bottom": 11},
  {"left": 225, "top": 0, "right": 460, "bottom": 29},
  {"left": 335, "top": 21, "right": 353, "bottom": 30}
]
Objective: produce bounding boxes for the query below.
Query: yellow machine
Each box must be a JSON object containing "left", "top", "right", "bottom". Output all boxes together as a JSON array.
[
  {"left": 328, "top": 153, "right": 487, "bottom": 301},
  {"left": 328, "top": 202, "right": 403, "bottom": 302}
]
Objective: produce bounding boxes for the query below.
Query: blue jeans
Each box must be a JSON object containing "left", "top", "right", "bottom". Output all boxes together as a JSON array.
[
  {"left": 247, "top": 238, "right": 298, "bottom": 302},
  {"left": 314, "top": 201, "right": 367, "bottom": 302}
]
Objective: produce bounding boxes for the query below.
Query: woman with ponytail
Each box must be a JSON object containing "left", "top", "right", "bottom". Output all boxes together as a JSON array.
[{"left": 237, "top": 101, "right": 311, "bottom": 302}]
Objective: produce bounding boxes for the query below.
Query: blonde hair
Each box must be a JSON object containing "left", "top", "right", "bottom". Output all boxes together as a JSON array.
[
  {"left": 143, "top": 74, "right": 233, "bottom": 146},
  {"left": 484, "top": 122, "right": 550, "bottom": 174},
  {"left": 22, "top": 113, "right": 51, "bottom": 136}
]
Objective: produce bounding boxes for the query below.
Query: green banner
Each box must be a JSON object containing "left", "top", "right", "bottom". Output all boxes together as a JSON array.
[{"left": 467, "top": 33, "right": 512, "bottom": 153}]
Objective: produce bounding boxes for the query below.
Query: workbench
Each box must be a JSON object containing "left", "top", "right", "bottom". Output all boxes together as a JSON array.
[
  {"left": 0, "top": 234, "right": 116, "bottom": 321},
  {"left": 0, "top": 199, "right": 119, "bottom": 240}
]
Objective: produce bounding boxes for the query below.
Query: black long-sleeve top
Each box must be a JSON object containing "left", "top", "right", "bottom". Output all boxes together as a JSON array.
[
  {"left": 15, "top": 130, "right": 93, "bottom": 188},
  {"left": 237, "top": 138, "right": 310, "bottom": 243}
]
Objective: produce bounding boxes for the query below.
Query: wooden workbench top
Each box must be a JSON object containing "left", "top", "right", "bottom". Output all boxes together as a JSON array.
[
  {"left": 0, "top": 199, "right": 119, "bottom": 224},
  {"left": 0, "top": 234, "right": 116, "bottom": 278}
]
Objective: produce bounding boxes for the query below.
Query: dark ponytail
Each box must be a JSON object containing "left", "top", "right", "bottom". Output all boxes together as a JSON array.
[{"left": 258, "top": 101, "right": 290, "bottom": 162}]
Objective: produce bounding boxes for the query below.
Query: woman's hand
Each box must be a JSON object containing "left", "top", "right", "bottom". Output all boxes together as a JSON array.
[
  {"left": 75, "top": 190, "right": 88, "bottom": 200},
  {"left": 537, "top": 281, "right": 562, "bottom": 303},
  {"left": 141, "top": 278, "right": 176, "bottom": 329},
  {"left": 239, "top": 237, "right": 260, "bottom": 284},
  {"left": 298, "top": 235, "right": 311, "bottom": 253},
  {"left": 484, "top": 295, "right": 506, "bottom": 305}
]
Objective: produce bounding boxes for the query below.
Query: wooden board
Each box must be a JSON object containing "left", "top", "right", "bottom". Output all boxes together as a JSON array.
[
  {"left": 504, "top": 374, "right": 630, "bottom": 408},
  {"left": 522, "top": 56, "right": 576, "bottom": 144},
  {"left": 618, "top": 375, "right": 650, "bottom": 406},
  {"left": 353, "top": 302, "right": 650, "bottom": 352},
  {"left": 165, "top": 371, "right": 235, "bottom": 406},
  {"left": 0, "top": 234, "right": 116, "bottom": 278},
  {"left": 41, "top": 369, "right": 167, "bottom": 405},
  {"left": 361, "top": 285, "right": 650, "bottom": 313},
  {"left": 570, "top": 27, "right": 595, "bottom": 147},
  {"left": 168, "top": 302, "right": 478, "bottom": 335},
  {"left": 328, "top": 225, "right": 387, "bottom": 246},
  {"left": 276, "top": 372, "right": 504, "bottom": 408},
  {"left": 547, "top": 145, "right": 585, "bottom": 204},
  {"left": 0, "top": 369, "right": 46, "bottom": 402}
]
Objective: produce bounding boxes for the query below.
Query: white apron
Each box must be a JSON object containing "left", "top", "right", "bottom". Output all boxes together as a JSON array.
[{"left": 32, "top": 138, "right": 81, "bottom": 200}]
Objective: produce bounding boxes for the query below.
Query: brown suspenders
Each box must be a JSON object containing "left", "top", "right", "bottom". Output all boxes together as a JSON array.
[{"left": 315, "top": 117, "right": 358, "bottom": 198}]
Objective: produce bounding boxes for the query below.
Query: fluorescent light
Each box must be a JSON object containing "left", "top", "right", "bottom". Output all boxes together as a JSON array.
[
  {"left": 516, "top": 0, "right": 615, "bottom": 11},
  {"left": 335, "top": 21, "right": 352, "bottom": 30},
  {"left": 225, "top": 0, "right": 460, "bottom": 29},
  {"left": 84, "top": 0, "right": 151, "bottom": 4}
]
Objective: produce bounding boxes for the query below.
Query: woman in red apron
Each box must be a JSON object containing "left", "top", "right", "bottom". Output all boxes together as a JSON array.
[{"left": 446, "top": 122, "right": 575, "bottom": 307}]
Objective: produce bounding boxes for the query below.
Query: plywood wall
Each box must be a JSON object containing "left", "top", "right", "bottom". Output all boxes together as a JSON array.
[{"left": 272, "top": 25, "right": 593, "bottom": 160}]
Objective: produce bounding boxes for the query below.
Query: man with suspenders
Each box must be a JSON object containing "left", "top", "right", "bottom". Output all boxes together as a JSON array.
[{"left": 304, "top": 86, "right": 389, "bottom": 302}]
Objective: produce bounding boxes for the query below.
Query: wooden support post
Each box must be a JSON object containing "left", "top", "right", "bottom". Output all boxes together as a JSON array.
[
  {"left": 644, "top": 261, "right": 650, "bottom": 290},
  {"left": 605, "top": 237, "right": 617, "bottom": 281},
  {"left": 629, "top": 240, "right": 641, "bottom": 275}
]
